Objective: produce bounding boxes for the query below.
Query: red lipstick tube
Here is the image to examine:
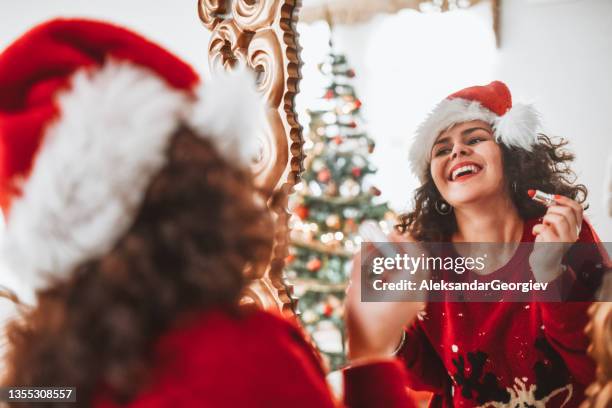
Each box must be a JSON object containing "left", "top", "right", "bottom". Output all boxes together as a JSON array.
[{"left": 528, "top": 189, "right": 556, "bottom": 207}]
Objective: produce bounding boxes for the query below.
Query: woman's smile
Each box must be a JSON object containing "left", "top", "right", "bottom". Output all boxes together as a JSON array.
[{"left": 447, "top": 161, "right": 483, "bottom": 182}]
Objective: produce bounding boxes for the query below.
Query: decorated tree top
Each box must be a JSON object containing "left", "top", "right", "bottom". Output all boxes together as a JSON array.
[{"left": 289, "top": 46, "right": 391, "bottom": 263}]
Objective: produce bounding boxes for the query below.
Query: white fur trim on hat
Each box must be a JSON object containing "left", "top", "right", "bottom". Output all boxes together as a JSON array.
[
  {"left": 0, "top": 62, "right": 267, "bottom": 305},
  {"left": 409, "top": 98, "right": 540, "bottom": 181},
  {"left": 189, "top": 66, "right": 265, "bottom": 166},
  {"left": 0, "top": 61, "right": 188, "bottom": 304},
  {"left": 409, "top": 98, "right": 496, "bottom": 181},
  {"left": 493, "top": 103, "right": 540, "bottom": 152}
]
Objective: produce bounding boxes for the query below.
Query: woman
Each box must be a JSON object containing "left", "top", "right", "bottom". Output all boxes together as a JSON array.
[
  {"left": 346, "top": 81, "right": 607, "bottom": 407},
  {"left": 0, "top": 19, "right": 415, "bottom": 407}
]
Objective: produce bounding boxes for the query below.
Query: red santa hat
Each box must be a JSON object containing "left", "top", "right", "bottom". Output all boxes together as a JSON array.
[
  {"left": 409, "top": 81, "right": 541, "bottom": 181},
  {"left": 0, "top": 19, "right": 264, "bottom": 303}
]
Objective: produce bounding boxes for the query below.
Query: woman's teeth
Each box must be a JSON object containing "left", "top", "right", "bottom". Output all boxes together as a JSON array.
[{"left": 451, "top": 165, "right": 481, "bottom": 181}]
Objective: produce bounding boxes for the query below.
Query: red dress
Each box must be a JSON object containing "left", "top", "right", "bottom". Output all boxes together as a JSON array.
[
  {"left": 397, "top": 218, "right": 608, "bottom": 407},
  {"left": 94, "top": 307, "right": 415, "bottom": 407}
]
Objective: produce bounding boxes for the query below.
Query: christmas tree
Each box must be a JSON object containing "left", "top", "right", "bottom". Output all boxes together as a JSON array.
[{"left": 286, "top": 42, "right": 393, "bottom": 371}]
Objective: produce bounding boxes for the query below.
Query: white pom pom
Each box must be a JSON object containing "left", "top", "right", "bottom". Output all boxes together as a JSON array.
[
  {"left": 493, "top": 103, "right": 540, "bottom": 151},
  {"left": 189, "top": 67, "right": 267, "bottom": 166}
]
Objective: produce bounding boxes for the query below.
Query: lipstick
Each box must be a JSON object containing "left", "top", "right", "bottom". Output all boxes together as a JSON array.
[{"left": 528, "top": 189, "right": 556, "bottom": 207}]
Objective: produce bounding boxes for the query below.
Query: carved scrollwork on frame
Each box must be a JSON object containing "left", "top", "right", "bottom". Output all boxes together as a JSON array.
[
  {"left": 248, "top": 30, "right": 284, "bottom": 109},
  {"left": 198, "top": 0, "right": 302, "bottom": 316},
  {"left": 198, "top": 0, "right": 226, "bottom": 30},
  {"left": 207, "top": 20, "right": 249, "bottom": 70},
  {"left": 233, "top": 0, "right": 279, "bottom": 31}
]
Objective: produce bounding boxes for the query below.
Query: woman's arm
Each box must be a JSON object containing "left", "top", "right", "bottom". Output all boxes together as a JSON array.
[{"left": 343, "top": 226, "right": 442, "bottom": 401}]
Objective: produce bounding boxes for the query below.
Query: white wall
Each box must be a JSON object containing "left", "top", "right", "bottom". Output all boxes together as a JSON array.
[
  {"left": 0, "top": 1, "right": 210, "bottom": 70},
  {"left": 495, "top": 0, "right": 612, "bottom": 239}
]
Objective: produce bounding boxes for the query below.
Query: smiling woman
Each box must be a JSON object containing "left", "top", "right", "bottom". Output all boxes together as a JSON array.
[
  {"left": 347, "top": 80, "right": 607, "bottom": 407},
  {"left": 399, "top": 128, "right": 587, "bottom": 242}
]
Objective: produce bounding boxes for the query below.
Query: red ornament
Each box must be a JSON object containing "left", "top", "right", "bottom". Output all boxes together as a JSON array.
[
  {"left": 323, "top": 304, "right": 333, "bottom": 317},
  {"left": 307, "top": 258, "right": 322, "bottom": 272},
  {"left": 354, "top": 99, "right": 362, "bottom": 108},
  {"left": 333, "top": 136, "right": 343, "bottom": 145},
  {"left": 370, "top": 186, "right": 382, "bottom": 196},
  {"left": 324, "top": 89, "right": 335, "bottom": 100},
  {"left": 351, "top": 167, "right": 362, "bottom": 178},
  {"left": 295, "top": 205, "right": 309, "bottom": 220},
  {"left": 285, "top": 254, "right": 295, "bottom": 264},
  {"left": 347, "top": 69, "right": 355, "bottom": 78},
  {"left": 317, "top": 168, "right": 331, "bottom": 183},
  {"left": 349, "top": 121, "right": 357, "bottom": 129}
]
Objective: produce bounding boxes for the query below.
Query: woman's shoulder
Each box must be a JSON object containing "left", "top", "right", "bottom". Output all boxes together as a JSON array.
[
  {"left": 577, "top": 218, "right": 601, "bottom": 243},
  {"left": 95, "top": 307, "right": 335, "bottom": 408},
  {"left": 157, "top": 306, "right": 328, "bottom": 384},
  {"left": 157, "top": 307, "right": 320, "bottom": 362},
  {"left": 183, "top": 307, "right": 331, "bottom": 401},
  {"left": 98, "top": 308, "right": 333, "bottom": 407},
  {"left": 522, "top": 217, "right": 600, "bottom": 243}
]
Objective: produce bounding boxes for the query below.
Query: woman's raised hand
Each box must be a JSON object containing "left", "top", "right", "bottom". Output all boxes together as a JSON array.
[
  {"left": 529, "top": 194, "right": 584, "bottom": 282},
  {"left": 345, "top": 225, "right": 425, "bottom": 363}
]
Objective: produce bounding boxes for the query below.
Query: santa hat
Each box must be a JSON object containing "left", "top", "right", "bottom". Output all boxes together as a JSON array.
[
  {"left": 0, "top": 19, "right": 265, "bottom": 304},
  {"left": 408, "top": 81, "right": 541, "bottom": 181}
]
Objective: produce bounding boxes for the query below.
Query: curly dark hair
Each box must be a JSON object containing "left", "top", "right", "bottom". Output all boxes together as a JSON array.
[
  {"left": 398, "top": 134, "right": 588, "bottom": 242},
  {"left": 2, "top": 125, "right": 275, "bottom": 406}
]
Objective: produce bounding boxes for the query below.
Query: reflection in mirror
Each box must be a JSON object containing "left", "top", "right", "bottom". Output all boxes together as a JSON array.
[
  {"left": 287, "top": 0, "right": 497, "bottom": 373},
  {"left": 285, "top": 0, "right": 612, "bottom": 406}
]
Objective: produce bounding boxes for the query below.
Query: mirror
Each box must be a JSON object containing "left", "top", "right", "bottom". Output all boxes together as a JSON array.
[{"left": 285, "top": 0, "right": 612, "bottom": 406}]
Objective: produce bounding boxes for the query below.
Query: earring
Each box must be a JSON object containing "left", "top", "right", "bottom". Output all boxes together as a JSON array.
[
  {"left": 434, "top": 200, "right": 452, "bottom": 215},
  {"left": 511, "top": 181, "right": 518, "bottom": 194}
]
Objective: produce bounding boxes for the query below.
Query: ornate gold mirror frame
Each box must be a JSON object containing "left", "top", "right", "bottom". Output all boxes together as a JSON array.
[
  {"left": 198, "top": 1, "right": 610, "bottom": 405},
  {"left": 198, "top": 0, "right": 303, "bottom": 316}
]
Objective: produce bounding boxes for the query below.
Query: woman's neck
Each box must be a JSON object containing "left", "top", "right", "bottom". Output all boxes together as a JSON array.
[{"left": 452, "top": 195, "right": 523, "bottom": 243}]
